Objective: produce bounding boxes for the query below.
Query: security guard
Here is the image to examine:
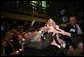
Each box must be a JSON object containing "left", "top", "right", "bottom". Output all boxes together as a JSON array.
[{"left": 64, "top": 16, "right": 83, "bottom": 34}]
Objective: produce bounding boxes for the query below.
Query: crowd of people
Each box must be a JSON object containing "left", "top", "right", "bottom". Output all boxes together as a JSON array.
[{"left": 1, "top": 16, "right": 83, "bottom": 56}]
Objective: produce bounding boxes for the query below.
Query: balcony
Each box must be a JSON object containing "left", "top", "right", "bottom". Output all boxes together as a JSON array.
[{"left": 1, "top": 1, "right": 49, "bottom": 22}]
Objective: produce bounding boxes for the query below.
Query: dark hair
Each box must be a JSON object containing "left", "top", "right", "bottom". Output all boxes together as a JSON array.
[
  {"left": 69, "top": 35, "right": 83, "bottom": 49},
  {"left": 69, "top": 15, "right": 77, "bottom": 20}
]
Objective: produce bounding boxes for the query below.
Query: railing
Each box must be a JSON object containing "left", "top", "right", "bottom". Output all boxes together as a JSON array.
[{"left": 1, "top": 1, "right": 48, "bottom": 18}]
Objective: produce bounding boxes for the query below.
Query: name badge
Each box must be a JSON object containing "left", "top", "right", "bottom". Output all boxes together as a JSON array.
[{"left": 70, "top": 28, "right": 76, "bottom": 32}]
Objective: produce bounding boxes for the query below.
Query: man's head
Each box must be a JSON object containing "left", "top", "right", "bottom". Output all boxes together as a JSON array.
[
  {"left": 69, "top": 16, "right": 77, "bottom": 26},
  {"left": 24, "top": 31, "right": 53, "bottom": 49},
  {"left": 68, "top": 35, "right": 83, "bottom": 56},
  {"left": 24, "top": 31, "right": 42, "bottom": 49}
]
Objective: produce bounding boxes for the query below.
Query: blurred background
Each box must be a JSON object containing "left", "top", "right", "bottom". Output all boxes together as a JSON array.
[{"left": 1, "top": 1, "right": 83, "bottom": 31}]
